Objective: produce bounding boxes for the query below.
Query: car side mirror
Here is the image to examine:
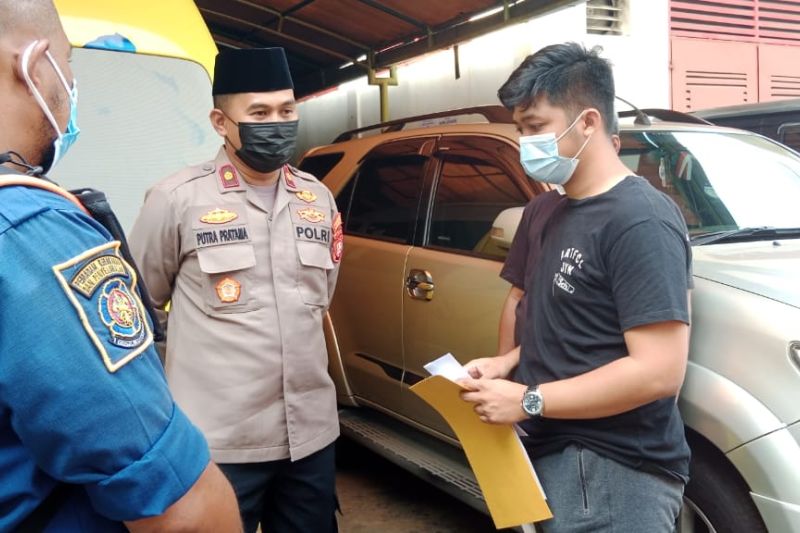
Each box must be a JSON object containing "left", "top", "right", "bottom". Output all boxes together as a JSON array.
[{"left": 489, "top": 206, "right": 524, "bottom": 249}]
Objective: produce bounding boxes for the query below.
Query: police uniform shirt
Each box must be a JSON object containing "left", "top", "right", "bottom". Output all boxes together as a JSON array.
[
  {"left": 0, "top": 183, "right": 210, "bottom": 529},
  {"left": 129, "top": 147, "right": 342, "bottom": 464}
]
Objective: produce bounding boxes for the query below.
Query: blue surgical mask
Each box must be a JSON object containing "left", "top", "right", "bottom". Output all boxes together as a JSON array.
[
  {"left": 519, "top": 112, "right": 591, "bottom": 185},
  {"left": 21, "top": 41, "right": 81, "bottom": 172}
]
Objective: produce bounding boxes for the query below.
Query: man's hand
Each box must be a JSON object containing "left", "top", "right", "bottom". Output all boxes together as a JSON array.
[
  {"left": 458, "top": 377, "right": 528, "bottom": 425},
  {"left": 463, "top": 346, "right": 520, "bottom": 380},
  {"left": 463, "top": 357, "right": 507, "bottom": 379}
]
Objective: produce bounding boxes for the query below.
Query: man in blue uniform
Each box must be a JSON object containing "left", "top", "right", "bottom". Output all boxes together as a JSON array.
[{"left": 0, "top": 1, "right": 241, "bottom": 530}]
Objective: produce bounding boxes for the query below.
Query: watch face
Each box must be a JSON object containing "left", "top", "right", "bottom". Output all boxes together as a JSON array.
[{"left": 523, "top": 388, "right": 542, "bottom": 416}]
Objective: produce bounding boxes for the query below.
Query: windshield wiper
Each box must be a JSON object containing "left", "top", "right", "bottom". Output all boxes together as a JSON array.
[{"left": 691, "top": 226, "right": 800, "bottom": 246}]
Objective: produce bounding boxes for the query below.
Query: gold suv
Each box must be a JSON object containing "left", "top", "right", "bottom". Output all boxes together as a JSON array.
[{"left": 298, "top": 105, "right": 800, "bottom": 533}]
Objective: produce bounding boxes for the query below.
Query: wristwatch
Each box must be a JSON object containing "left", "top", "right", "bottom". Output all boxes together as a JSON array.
[{"left": 521, "top": 385, "right": 545, "bottom": 417}]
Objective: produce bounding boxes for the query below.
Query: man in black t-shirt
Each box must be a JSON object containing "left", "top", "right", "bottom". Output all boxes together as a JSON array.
[{"left": 460, "top": 43, "right": 691, "bottom": 532}]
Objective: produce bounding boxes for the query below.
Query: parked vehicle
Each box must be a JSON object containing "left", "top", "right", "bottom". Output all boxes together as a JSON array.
[
  {"left": 300, "top": 106, "right": 800, "bottom": 533},
  {"left": 695, "top": 99, "right": 800, "bottom": 154},
  {"left": 53, "top": 0, "right": 219, "bottom": 230}
]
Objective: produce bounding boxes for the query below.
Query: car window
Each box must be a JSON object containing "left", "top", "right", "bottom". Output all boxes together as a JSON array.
[
  {"left": 428, "top": 136, "right": 530, "bottom": 260},
  {"left": 778, "top": 123, "right": 800, "bottom": 152},
  {"left": 620, "top": 129, "right": 800, "bottom": 234},
  {"left": 344, "top": 138, "right": 433, "bottom": 244},
  {"left": 297, "top": 152, "right": 344, "bottom": 181}
]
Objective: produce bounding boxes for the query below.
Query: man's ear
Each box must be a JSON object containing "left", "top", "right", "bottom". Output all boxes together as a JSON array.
[
  {"left": 582, "top": 108, "right": 603, "bottom": 137},
  {"left": 209, "top": 108, "right": 228, "bottom": 138},
  {"left": 15, "top": 39, "right": 50, "bottom": 90}
]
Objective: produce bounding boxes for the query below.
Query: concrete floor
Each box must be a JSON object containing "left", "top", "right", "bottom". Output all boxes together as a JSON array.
[{"left": 335, "top": 439, "right": 512, "bottom": 533}]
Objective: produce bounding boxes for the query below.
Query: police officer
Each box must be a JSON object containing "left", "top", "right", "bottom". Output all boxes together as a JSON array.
[
  {"left": 0, "top": 1, "right": 241, "bottom": 530},
  {"left": 129, "top": 48, "right": 342, "bottom": 533}
]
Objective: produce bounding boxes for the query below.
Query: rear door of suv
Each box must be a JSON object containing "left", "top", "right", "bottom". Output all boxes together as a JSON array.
[{"left": 399, "top": 134, "right": 535, "bottom": 435}]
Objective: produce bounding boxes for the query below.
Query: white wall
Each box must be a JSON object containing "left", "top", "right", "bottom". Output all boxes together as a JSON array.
[{"left": 296, "top": 0, "right": 670, "bottom": 156}]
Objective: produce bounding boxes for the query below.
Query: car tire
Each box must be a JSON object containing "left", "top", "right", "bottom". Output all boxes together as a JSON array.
[{"left": 679, "top": 433, "right": 767, "bottom": 533}]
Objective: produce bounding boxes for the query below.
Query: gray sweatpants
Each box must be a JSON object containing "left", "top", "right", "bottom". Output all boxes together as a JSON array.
[{"left": 532, "top": 444, "right": 684, "bottom": 533}]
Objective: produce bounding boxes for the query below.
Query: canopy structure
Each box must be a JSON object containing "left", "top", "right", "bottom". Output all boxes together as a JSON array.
[{"left": 196, "top": 0, "right": 578, "bottom": 98}]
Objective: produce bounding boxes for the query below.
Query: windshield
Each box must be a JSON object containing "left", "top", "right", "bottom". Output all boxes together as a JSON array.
[
  {"left": 50, "top": 48, "right": 219, "bottom": 231},
  {"left": 619, "top": 130, "right": 800, "bottom": 237}
]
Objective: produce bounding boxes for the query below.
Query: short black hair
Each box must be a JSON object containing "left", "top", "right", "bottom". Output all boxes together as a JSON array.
[
  {"left": 498, "top": 42, "right": 616, "bottom": 135},
  {"left": 213, "top": 94, "right": 232, "bottom": 112}
]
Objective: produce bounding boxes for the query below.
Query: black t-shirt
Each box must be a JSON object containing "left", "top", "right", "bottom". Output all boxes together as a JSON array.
[
  {"left": 517, "top": 176, "right": 692, "bottom": 480},
  {"left": 500, "top": 190, "right": 567, "bottom": 344}
]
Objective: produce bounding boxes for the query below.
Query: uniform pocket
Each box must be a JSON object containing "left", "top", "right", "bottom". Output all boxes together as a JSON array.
[
  {"left": 197, "top": 243, "right": 258, "bottom": 313},
  {"left": 296, "top": 241, "right": 332, "bottom": 307}
]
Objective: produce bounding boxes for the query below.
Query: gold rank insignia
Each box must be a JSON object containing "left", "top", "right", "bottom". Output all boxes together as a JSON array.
[
  {"left": 297, "top": 207, "right": 325, "bottom": 223},
  {"left": 296, "top": 190, "right": 317, "bottom": 203},
  {"left": 200, "top": 207, "right": 239, "bottom": 224},
  {"left": 216, "top": 277, "right": 241, "bottom": 303},
  {"left": 219, "top": 164, "right": 240, "bottom": 189}
]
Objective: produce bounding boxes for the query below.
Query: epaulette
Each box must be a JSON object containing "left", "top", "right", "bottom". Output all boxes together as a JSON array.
[{"left": 286, "top": 164, "right": 320, "bottom": 183}]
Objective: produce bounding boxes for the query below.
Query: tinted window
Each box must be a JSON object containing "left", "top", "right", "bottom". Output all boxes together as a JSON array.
[
  {"left": 779, "top": 123, "right": 800, "bottom": 152},
  {"left": 429, "top": 137, "right": 529, "bottom": 259},
  {"left": 297, "top": 152, "right": 344, "bottom": 180},
  {"left": 345, "top": 139, "right": 431, "bottom": 243}
]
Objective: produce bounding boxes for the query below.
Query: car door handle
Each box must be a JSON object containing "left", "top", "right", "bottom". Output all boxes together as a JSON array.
[{"left": 406, "top": 269, "right": 435, "bottom": 300}]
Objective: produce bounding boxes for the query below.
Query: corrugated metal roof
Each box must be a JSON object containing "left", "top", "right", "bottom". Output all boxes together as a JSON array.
[{"left": 195, "top": 0, "right": 577, "bottom": 97}]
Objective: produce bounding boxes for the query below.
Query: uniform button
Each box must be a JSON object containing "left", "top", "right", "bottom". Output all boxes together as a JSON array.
[{"left": 202, "top": 163, "right": 213, "bottom": 172}]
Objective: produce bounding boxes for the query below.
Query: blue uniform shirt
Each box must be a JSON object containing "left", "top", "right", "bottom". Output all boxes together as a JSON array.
[{"left": 0, "top": 184, "right": 210, "bottom": 530}]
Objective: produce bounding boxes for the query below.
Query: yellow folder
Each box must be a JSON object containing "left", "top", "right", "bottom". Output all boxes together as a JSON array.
[{"left": 410, "top": 375, "right": 552, "bottom": 529}]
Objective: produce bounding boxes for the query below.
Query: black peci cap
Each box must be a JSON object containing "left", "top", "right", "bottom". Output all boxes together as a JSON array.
[{"left": 212, "top": 47, "right": 294, "bottom": 95}]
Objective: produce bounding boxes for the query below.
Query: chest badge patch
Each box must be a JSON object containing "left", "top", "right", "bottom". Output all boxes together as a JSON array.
[
  {"left": 297, "top": 207, "right": 325, "bottom": 223},
  {"left": 296, "top": 190, "right": 317, "bottom": 203},
  {"left": 99, "top": 279, "right": 146, "bottom": 348},
  {"left": 216, "top": 277, "right": 242, "bottom": 303},
  {"left": 219, "top": 164, "right": 240, "bottom": 189},
  {"left": 200, "top": 207, "right": 239, "bottom": 224}
]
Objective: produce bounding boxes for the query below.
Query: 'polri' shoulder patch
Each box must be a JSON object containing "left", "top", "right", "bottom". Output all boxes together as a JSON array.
[{"left": 52, "top": 242, "right": 153, "bottom": 372}]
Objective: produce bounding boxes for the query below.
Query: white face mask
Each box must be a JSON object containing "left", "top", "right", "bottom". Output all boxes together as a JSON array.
[
  {"left": 20, "top": 40, "right": 80, "bottom": 172},
  {"left": 519, "top": 112, "right": 592, "bottom": 185}
]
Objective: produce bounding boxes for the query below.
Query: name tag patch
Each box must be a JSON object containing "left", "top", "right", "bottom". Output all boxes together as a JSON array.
[
  {"left": 295, "top": 225, "right": 330, "bottom": 245},
  {"left": 53, "top": 242, "right": 153, "bottom": 373},
  {"left": 195, "top": 225, "right": 250, "bottom": 248}
]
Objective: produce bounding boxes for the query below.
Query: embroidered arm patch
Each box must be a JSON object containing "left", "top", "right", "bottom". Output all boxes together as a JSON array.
[{"left": 52, "top": 242, "right": 153, "bottom": 372}]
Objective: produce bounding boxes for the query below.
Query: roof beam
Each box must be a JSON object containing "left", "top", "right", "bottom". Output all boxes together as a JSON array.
[
  {"left": 351, "top": 0, "right": 429, "bottom": 31},
  {"left": 224, "top": 0, "right": 371, "bottom": 52},
  {"left": 200, "top": 7, "right": 369, "bottom": 67},
  {"left": 211, "top": 31, "right": 327, "bottom": 72},
  {"left": 373, "top": 0, "right": 581, "bottom": 67},
  {"left": 283, "top": 0, "right": 318, "bottom": 17}
]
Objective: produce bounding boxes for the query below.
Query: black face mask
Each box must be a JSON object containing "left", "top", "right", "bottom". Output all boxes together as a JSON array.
[{"left": 229, "top": 119, "right": 299, "bottom": 173}]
